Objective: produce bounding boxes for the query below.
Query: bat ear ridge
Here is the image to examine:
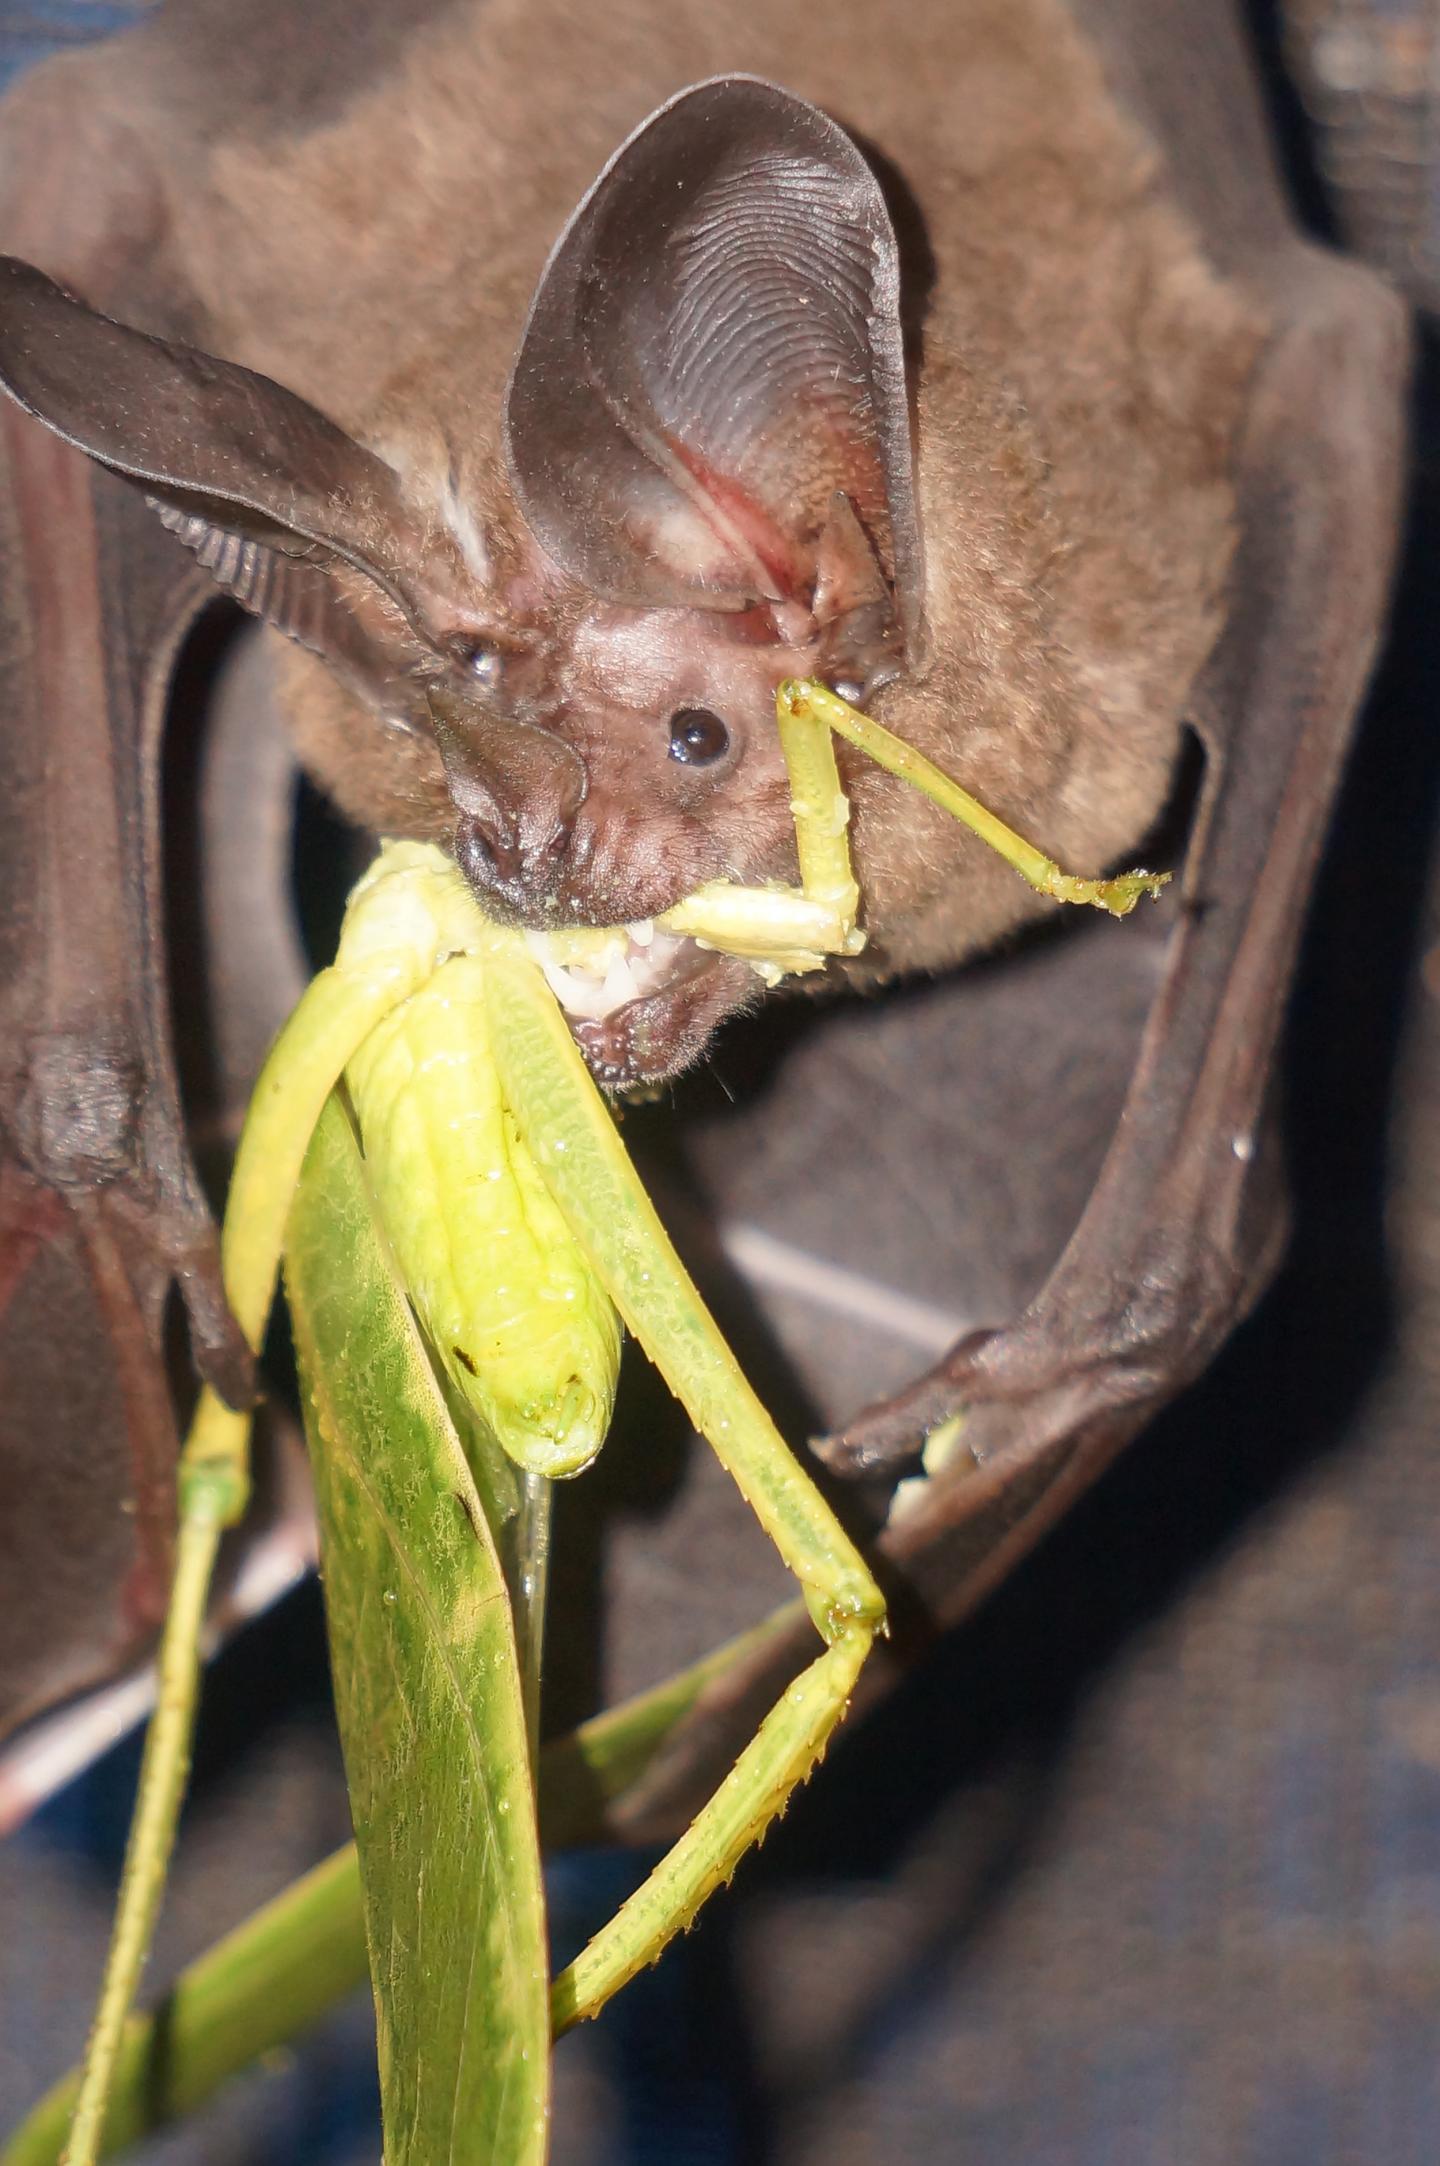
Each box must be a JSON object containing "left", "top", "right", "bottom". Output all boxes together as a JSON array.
[
  {"left": 0, "top": 255, "right": 428, "bottom": 639},
  {"left": 504, "top": 74, "right": 925, "bottom": 664}
]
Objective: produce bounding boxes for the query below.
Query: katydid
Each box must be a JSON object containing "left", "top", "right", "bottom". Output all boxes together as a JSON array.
[{"left": 53, "top": 678, "right": 1164, "bottom": 2164}]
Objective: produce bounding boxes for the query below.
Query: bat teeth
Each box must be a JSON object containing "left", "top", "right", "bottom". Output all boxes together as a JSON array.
[
  {"left": 601, "top": 953, "right": 642, "bottom": 1011},
  {"left": 526, "top": 926, "right": 695, "bottom": 1022},
  {"left": 532, "top": 952, "right": 622, "bottom": 1020}
]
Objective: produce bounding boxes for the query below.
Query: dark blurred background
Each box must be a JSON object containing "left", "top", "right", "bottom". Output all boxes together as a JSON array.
[{"left": 3, "top": 4, "right": 1440, "bottom": 2161}]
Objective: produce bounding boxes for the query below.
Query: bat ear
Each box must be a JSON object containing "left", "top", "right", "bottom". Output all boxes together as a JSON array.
[
  {"left": 0, "top": 255, "right": 431, "bottom": 665},
  {"left": 504, "top": 75, "right": 925, "bottom": 666}
]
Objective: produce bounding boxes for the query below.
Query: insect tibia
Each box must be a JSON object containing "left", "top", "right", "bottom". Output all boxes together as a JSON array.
[{"left": 551, "top": 1623, "right": 876, "bottom": 2031}]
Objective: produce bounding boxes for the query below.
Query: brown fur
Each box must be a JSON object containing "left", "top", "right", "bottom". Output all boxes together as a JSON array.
[{"left": 44, "top": 0, "right": 1265, "bottom": 987}]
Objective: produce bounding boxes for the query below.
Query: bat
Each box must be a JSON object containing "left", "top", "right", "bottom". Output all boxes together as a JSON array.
[{"left": 0, "top": 0, "right": 1407, "bottom": 1814}]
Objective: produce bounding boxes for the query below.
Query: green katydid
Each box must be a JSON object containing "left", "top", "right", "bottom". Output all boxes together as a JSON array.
[{"left": 49, "top": 679, "right": 1166, "bottom": 2166}]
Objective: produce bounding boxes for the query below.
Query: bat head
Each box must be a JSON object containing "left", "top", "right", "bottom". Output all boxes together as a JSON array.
[{"left": 0, "top": 76, "right": 923, "bottom": 1084}]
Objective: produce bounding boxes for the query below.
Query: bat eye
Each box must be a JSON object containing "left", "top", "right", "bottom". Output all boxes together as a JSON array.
[
  {"left": 829, "top": 674, "right": 866, "bottom": 706},
  {"left": 668, "top": 707, "right": 730, "bottom": 766},
  {"left": 446, "top": 636, "right": 506, "bottom": 695}
]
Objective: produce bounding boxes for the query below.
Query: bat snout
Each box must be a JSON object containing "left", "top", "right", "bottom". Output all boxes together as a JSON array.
[
  {"left": 453, "top": 800, "right": 577, "bottom": 920},
  {"left": 428, "top": 682, "right": 589, "bottom": 920}
]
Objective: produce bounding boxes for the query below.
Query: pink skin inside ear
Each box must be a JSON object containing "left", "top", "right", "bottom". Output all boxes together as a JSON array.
[{"left": 656, "top": 437, "right": 810, "bottom": 603}]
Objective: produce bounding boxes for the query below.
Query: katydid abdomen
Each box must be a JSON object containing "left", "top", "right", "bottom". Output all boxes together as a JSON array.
[{"left": 344, "top": 952, "right": 621, "bottom": 1478}]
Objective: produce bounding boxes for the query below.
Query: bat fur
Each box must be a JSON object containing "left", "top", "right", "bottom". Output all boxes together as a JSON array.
[{"left": 1, "top": 0, "right": 1261, "bottom": 1082}]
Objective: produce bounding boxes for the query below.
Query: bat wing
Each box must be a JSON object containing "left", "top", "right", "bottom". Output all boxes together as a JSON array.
[{"left": 0, "top": 54, "right": 250, "bottom": 1737}]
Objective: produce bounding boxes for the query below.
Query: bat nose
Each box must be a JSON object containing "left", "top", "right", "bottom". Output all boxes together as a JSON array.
[
  {"left": 427, "top": 686, "right": 587, "bottom": 915},
  {"left": 453, "top": 796, "right": 573, "bottom": 903}
]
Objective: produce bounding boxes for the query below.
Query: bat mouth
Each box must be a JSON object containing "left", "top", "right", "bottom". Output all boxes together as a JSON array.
[
  {"left": 525, "top": 919, "right": 693, "bottom": 1022},
  {"left": 525, "top": 922, "right": 756, "bottom": 1087}
]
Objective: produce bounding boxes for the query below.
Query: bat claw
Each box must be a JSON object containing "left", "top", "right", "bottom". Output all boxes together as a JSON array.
[
  {"left": 177, "top": 1247, "right": 258, "bottom": 1411},
  {"left": 814, "top": 1327, "right": 999, "bottom": 1479},
  {"left": 817, "top": 1207, "right": 1276, "bottom": 1490},
  {"left": 180, "top": 1264, "right": 256, "bottom": 1420}
]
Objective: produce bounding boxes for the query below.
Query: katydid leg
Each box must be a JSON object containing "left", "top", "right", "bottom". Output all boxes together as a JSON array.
[
  {"left": 483, "top": 947, "right": 885, "bottom": 2026},
  {"left": 552, "top": 1616, "right": 873, "bottom": 2028},
  {"left": 658, "top": 684, "right": 866, "bottom": 973},
  {"left": 484, "top": 946, "right": 882, "bottom": 1629},
  {"left": 60, "top": 1482, "right": 226, "bottom": 2166},
  {"left": 58, "top": 902, "right": 438, "bottom": 2163},
  {"left": 784, "top": 679, "right": 1170, "bottom": 917},
  {"left": 657, "top": 678, "right": 1167, "bottom": 977}
]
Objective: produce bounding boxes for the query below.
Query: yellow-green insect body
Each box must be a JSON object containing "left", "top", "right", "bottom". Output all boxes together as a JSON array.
[
  {"left": 51, "top": 685, "right": 1171, "bottom": 2166},
  {"left": 344, "top": 953, "right": 620, "bottom": 1478}
]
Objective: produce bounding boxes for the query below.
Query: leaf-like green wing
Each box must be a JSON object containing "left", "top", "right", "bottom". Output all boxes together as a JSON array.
[
  {"left": 0, "top": 1608, "right": 807, "bottom": 2166},
  {"left": 285, "top": 1094, "right": 549, "bottom": 2166}
]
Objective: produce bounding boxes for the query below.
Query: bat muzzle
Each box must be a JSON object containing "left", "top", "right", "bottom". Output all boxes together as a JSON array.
[{"left": 429, "top": 686, "right": 588, "bottom": 919}]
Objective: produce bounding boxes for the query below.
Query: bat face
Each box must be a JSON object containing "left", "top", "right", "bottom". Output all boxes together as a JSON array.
[
  {"left": 284, "top": 500, "right": 859, "bottom": 1084},
  {"left": 0, "top": 40, "right": 1259, "bottom": 1089}
]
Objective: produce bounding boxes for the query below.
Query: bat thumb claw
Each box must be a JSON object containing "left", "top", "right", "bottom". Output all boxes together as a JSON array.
[
  {"left": 814, "top": 1327, "right": 999, "bottom": 1480},
  {"left": 177, "top": 1252, "right": 258, "bottom": 1411}
]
